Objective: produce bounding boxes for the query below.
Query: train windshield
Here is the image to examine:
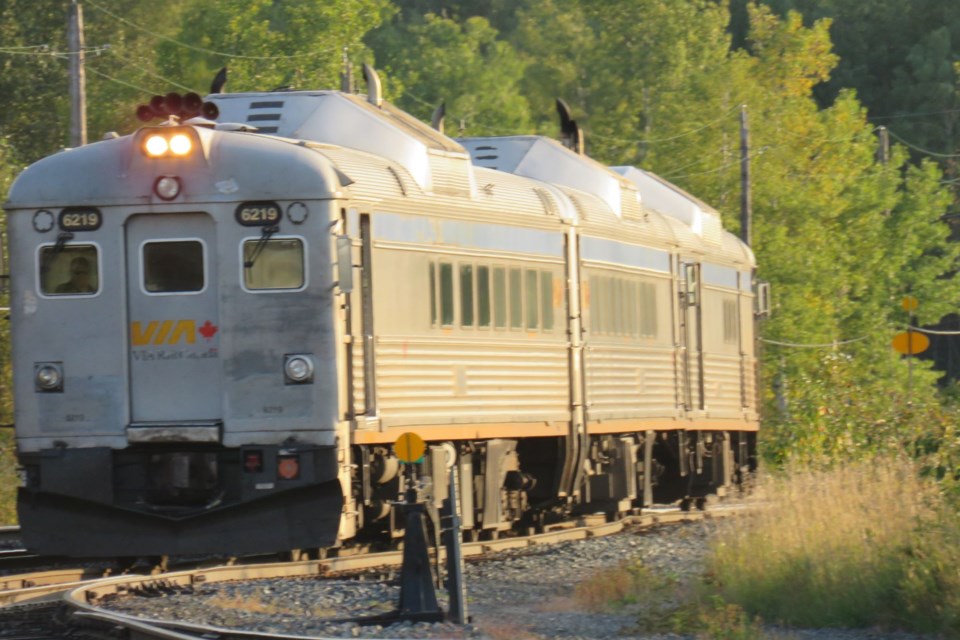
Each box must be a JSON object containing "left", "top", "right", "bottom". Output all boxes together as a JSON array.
[
  {"left": 38, "top": 245, "right": 99, "bottom": 296},
  {"left": 143, "top": 240, "right": 205, "bottom": 293},
  {"left": 242, "top": 238, "right": 304, "bottom": 290}
]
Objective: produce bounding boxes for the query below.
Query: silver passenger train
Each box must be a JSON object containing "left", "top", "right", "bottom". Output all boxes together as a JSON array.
[{"left": 5, "top": 70, "right": 759, "bottom": 556}]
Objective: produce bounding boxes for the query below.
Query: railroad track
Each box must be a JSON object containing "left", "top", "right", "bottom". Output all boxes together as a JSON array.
[{"left": 0, "top": 503, "right": 746, "bottom": 638}]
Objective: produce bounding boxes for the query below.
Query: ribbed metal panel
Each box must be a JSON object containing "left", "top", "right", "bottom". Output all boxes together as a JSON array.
[
  {"left": 351, "top": 338, "right": 367, "bottom": 415},
  {"left": 374, "top": 337, "right": 570, "bottom": 426},
  {"left": 584, "top": 345, "right": 678, "bottom": 420},
  {"left": 429, "top": 154, "right": 474, "bottom": 197},
  {"left": 310, "top": 146, "right": 412, "bottom": 200},
  {"left": 704, "top": 354, "right": 743, "bottom": 418}
]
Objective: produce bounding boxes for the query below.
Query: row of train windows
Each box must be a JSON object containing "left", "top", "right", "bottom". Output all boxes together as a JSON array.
[
  {"left": 588, "top": 275, "right": 659, "bottom": 338},
  {"left": 429, "top": 262, "right": 556, "bottom": 331},
  {"left": 37, "top": 239, "right": 305, "bottom": 296}
]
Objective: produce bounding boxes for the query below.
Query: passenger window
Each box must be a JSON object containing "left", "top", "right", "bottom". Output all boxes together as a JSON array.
[
  {"left": 723, "top": 299, "right": 739, "bottom": 344},
  {"left": 143, "top": 240, "right": 204, "bottom": 293},
  {"left": 39, "top": 245, "right": 99, "bottom": 296},
  {"left": 639, "top": 282, "right": 658, "bottom": 338},
  {"left": 525, "top": 269, "right": 539, "bottom": 330},
  {"left": 509, "top": 268, "right": 522, "bottom": 329},
  {"left": 429, "top": 263, "right": 437, "bottom": 326},
  {"left": 477, "top": 266, "right": 491, "bottom": 328},
  {"left": 440, "top": 263, "right": 454, "bottom": 326},
  {"left": 541, "top": 271, "right": 554, "bottom": 331},
  {"left": 460, "top": 264, "right": 474, "bottom": 327},
  {"left": 493, "top": 267, "right": 507, "bottom": 329},
  {"left": 243, "top": 238, "right": 304, "bottom": 290}
]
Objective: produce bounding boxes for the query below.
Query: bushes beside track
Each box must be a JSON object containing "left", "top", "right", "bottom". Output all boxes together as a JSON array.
[{"left": 707, "top": 458, "right": 960, "bottom": 634}]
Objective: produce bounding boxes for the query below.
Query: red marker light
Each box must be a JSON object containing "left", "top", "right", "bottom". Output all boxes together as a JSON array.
[
  {"left": 243, "top": 450, "right": 263, "bottom": 473},
  {"left": 277, "top": 456, "right": 300, "bottom": 480}
]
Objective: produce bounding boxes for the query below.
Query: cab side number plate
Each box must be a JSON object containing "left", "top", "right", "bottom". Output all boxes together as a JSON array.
[{"left": 236, "top": 201, "right": 281, "bottom": 226}]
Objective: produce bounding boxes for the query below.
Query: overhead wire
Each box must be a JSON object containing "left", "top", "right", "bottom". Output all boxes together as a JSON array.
[
  {"left": 760, "top": 335, "right": 870, "bottom": 348},
  {"left": 86, "top": 0, "right": 339, "bottom": 61},
  {"left": 85, "top": 65, "right": 158, "bottom": 95},
  {"left": 105, "top": 49, "right": 197, "bottom": 93},
  {"left": 886, "top": 129, "right": 960, "bottom": 159}
]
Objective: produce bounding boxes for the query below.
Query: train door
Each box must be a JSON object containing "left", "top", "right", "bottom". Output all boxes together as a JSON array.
[
  {"left": 125, "top": 213, "right": 222, "bottom": 423},
  {"left": 680, "top": 261, "right": 705, "bottom": 413}
]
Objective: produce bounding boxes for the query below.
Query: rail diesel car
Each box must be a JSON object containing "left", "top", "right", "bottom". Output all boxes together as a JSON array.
[{"left": 5, "top": 70, "right": 759, "bottom": 557}]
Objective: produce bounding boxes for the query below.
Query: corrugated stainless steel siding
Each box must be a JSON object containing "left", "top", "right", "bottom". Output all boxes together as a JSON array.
[
  {"left": 704, "top": 354, "right": 744, "bottom": 418},
  {"left": 374, "top": 338, "right": 570, "bottom": 426},
  {"left": 585, "top": 345, "right": 679, "bottom": 420}
]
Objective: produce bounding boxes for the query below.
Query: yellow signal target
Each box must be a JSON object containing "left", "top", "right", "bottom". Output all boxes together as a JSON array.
[
  {"left": 892, "top": 331, "right": 929, "bottom": 356},
  {"left": 394, "top": 431, "right": 427, "bottom": 463}
]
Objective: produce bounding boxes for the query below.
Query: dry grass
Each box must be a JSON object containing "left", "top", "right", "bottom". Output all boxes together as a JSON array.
[
  {"left": 707, "top": 457, "right": 960, "bottom": 633},
  {"left": 0, "top": 428, "right": 17, "bottom": 524}
]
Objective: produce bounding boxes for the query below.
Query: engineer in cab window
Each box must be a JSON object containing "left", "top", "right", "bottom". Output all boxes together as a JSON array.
[{"left": 56, "top": 256, "right": 95, "bottom": 294}]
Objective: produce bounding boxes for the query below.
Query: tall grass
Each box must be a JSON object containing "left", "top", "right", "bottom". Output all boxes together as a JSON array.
[
  {"left": 707, "top": 458, "right": 960, "bottom": 633},
  {"left": 0, "top": 429, "right": 16, "bottom": 524}
]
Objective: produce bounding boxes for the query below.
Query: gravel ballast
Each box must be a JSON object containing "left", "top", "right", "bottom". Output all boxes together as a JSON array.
[{"left": 100, "top": 518, "right": 938, "bottom": 639}]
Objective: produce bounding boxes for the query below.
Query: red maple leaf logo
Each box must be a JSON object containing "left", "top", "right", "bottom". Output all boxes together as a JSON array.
[{"left": 198, "top": 320, "right": 219, "bottom": 340}]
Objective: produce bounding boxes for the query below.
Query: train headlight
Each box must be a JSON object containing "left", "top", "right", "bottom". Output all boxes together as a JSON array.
[
  {"left": 169, "top": 133, "right": 192, "bottom": 156},
  {"left": 144, "top": 134, "right": 169, "bottom": 157},
  {"left": 34, "top": 362, "right": 63, "bottom": 392},
  {"left": 284, "top": 354, "right": 314, "bottom": 384},
  {"left": 154, "top": 176, "right": 182, "bottom": 200}
]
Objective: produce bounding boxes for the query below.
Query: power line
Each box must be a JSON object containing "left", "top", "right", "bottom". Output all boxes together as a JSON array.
[
  {"left": 592, "top": 104, "right": 742, "bottom": 145},
  {"left": 106, "top": 50, "right": 197, "bottom": 93},
  {"left": 85, "top": 65, "right": 157, "bottom": 95},
  {"left": 661, "top": 146, "right": 768, "bottom": 181},
  {"left": 86, "top": 0, "right": 339, "bottom": 61},
  {"left": 760, "top": 335, "right": 870, "bottom": 348},
  {"left": 872, "top": 108, "right": 960, "bottom": 121},
  {"left": 887, "top": 129, "right": 960, "bottom": 159}
]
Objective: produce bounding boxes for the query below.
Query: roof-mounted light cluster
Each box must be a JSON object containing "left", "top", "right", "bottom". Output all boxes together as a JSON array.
[{"left": 136, "top": 91, "right": 219, "bottom": 123}]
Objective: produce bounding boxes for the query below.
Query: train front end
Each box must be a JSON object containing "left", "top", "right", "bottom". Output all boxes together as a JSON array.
[{"left": 6, "top": 118, "right": 347, "bottom": 556}]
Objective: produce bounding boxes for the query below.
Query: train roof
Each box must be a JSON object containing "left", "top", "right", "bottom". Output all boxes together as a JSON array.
[{"left": 206, "top": 91, "right": 474, "bottom": 197}]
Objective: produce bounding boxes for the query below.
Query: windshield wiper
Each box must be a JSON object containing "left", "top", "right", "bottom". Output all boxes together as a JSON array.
[{"left": 244, "top": 225, "right": 279, "bottom": 268}]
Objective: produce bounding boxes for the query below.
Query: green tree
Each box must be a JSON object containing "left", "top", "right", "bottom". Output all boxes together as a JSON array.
[
  {"left": 158, "top": 0, "right": 390, "bottom": 94},
  {"left": 368, "top": 12, "right": 531, "bottom": 135}
]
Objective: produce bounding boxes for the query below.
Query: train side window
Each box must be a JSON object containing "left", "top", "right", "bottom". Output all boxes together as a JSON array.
[
  {"left": 460, "top": 264, "right": 474, "bottom": 327},
  {"left": 639, "top": 281, "right": 658, "bottom": 338},
  {"left": 525, "top": 269, "right": 539, "bottom": 330},
  {"left": 509, "top": 267, "right": 522, "bottom": 329},
  {"left": 39, "top": 245, "right": 99, "bottom": 296},
  {"left": 477, "top": 266, "right": 491, "bottom": 328},
  {"left": 242, "top": 238, "right": 304, "bottom": 290},
  {"left": 439, "top": 262, "right": 454, "bottom": 326},
  {"left": 143, "top": 240, "right": 204, "bottom": 293},
  {"left": 723, "top": 299, "right": 739, "bottom": 344},
  {"left": 541, "top": 270, "right": 554, "bottom": 331},
  {"left": 429, "top": 262, "right": 437, "bottom": 326},
  {"left": 493, "top": 267, "right": 507, "bottom": 329}
]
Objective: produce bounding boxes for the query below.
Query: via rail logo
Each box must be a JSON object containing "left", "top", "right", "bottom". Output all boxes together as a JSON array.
[{"left": 131, "top": 319, "right": 219, "bottom": 347}]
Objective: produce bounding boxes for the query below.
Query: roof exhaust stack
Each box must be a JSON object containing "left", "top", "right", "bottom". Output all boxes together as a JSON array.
[
  {"left": 431, "top": 102, "right": 446, "bottom": 135},
  {"left": 556, "top": 98, "right": 583, "bottom": 155},
  {"left": 363, "top": 63, "right": 382, "bottom": 108},
  {"left": 210, "top": 67, "right": 227, "bottom": 94}
]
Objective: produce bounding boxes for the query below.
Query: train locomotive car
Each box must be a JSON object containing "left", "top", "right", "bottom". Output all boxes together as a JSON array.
[{"left": 5, "top": 73, "right": 758, "bottom": 557}]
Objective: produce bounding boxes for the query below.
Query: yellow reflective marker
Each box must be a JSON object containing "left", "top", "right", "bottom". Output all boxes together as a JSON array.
[
  {"left": 395, "top": 431, "right": 427, "bottom": 463},
  {"left": 892, "top": 331, "right": 929, "bottom": 355},
  {"left": 902, "top": 296, "right": 919, "bottom": 312}
]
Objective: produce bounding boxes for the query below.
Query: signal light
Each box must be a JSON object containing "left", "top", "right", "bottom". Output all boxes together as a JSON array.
[
  {"left": 243, "top": 450, "right": 264, "bottom": 473},
  {"left": 135, "top": 92, "right": 220, "bottom": 123},
  {"left": 154, "top": 176, "right": 182, "bottom": 200}
]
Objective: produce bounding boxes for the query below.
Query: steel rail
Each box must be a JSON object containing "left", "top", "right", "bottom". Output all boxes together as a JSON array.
[{"left": 58, "top": 506, "right": 743, "bottom": 639}]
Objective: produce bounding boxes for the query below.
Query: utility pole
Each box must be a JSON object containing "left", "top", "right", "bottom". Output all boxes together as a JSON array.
[
  {"left": 69, "top": 0, "right": 87, "bottom": 147},
  {"left": 739, "top": 104, "right": 752, "bottom": 246},
  {"left": 876, "top": 125, "right": 890, "bottom": 165}
]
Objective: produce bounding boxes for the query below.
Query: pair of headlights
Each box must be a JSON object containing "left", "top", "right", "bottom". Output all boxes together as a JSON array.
[{"left": 35, "top": 355, "right": 315, "bottom": 392}]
